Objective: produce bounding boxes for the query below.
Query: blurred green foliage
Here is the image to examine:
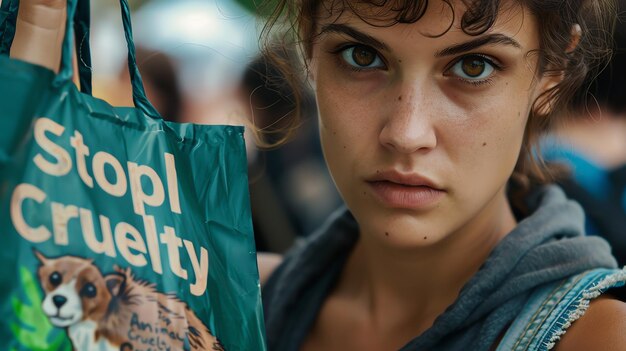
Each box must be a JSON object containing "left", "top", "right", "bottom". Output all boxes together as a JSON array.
[
  {"left": 234, "top": 0, "right": 278, "bottom": 16},
  {"left": 10, "top": 267, "right": 71, "bottom": 351},
  {"left": 234, "top": 0, "right": 260, "bottom": 13}
]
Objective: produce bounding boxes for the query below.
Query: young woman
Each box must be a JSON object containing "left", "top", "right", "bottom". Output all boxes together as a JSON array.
[
  {"left": 260, "top": 0, "right": 626, "bottom": 350},
  {"left": 13, "top": 0, "right": 626, "bottom": 350}
]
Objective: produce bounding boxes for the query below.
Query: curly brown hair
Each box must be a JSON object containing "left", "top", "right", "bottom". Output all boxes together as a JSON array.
[{"left": 259, "top": 0, "right": 616, "bottom": 209}]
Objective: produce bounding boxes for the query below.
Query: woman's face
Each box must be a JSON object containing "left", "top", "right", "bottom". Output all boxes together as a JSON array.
[{"left": 309, "top": 0, "right": 555, "bottom": 247}]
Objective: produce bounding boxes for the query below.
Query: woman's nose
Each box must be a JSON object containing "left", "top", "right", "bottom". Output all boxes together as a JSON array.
[{"left": 378, "top": 89, "right": 438, "bottom": 154}]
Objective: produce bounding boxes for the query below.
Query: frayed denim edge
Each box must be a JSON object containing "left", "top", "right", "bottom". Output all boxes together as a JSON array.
[{"left": 545, "top": 267, "right": 626, "bottom": 350}]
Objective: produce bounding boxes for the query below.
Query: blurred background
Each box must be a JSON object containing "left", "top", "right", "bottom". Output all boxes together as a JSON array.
[{"left": 88, "top": 0, "right": 342, "bottom": 254}]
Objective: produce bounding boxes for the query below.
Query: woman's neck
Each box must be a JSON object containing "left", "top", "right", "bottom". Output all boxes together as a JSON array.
[{"left": 338, "top": 188, "right": 517, "bottom": 335}]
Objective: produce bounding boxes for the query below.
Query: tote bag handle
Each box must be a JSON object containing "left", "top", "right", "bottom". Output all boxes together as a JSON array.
[
  {"left": 0, "top": 0, "right": 161, "bottom": 119},
  {"left": 0, "top": 0, "right": 18, "bottom": 56},
  {"left": 0, "top": 0, "right": 92, "bottom": 95},
  {"left": 74, "top": 0, "right": 92, "bottom": 95},
  {"left": 57, "top": 0, "right": 161, "bottom": 119}
]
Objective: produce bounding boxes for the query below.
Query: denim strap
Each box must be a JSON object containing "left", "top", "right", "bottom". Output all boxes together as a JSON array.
[{"left": 497, "top": 268, "right": 626, "bottom": 351}]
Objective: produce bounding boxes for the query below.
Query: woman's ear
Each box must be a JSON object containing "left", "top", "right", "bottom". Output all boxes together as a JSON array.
[
  {"left": 533, "top": 74, "right": 562, "bottom": 117},
  {"left": 533, "top": 24, "right": 582, "bottom": 116}
]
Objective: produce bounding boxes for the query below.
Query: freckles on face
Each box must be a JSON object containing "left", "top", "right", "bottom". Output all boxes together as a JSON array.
[{"left": 310, "top": 1, "right": 544, "bottom": 245}]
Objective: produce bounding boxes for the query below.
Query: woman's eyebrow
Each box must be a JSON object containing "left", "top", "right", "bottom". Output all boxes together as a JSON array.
[
  {"left": 319, "top": 24, "right": 389, "bottom": 51},
  {"left": 435, "top": 34, "right": 522, "bottom": 57}
]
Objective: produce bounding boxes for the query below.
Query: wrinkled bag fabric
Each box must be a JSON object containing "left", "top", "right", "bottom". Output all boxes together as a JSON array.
[{"left": 0, "top": 0, "right": 266, "bottom": 350}]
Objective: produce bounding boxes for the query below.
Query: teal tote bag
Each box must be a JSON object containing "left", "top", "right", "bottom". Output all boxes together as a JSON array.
[{"left": 0, "top": 0, "right": 266, "bottom": 350}]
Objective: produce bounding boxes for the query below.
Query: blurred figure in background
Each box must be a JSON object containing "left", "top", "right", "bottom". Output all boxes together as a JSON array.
[
  {"left": 95, "top": 0, "right": 258, "bottom": 125},
  {"left": 91, "top": 0, "right": 341, "bottom": 253},
  {"left": 542, "top": 1, "right": 626, "bottom": 264},
  {"left": 132, "top": 47, "right": 183, "bottom": 121},
  {"left": 241, "top": 48, "right": 343, "bottom": 252}
]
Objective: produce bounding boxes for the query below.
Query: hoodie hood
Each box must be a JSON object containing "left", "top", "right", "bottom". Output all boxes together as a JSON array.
[{"left": 263, "top": 185, "right": 617, "bottom": 351}]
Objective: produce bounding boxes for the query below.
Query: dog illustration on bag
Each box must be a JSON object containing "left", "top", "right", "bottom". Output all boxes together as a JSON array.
[{"left": 34, "top": 250, "right": 224, "bottom": 351}]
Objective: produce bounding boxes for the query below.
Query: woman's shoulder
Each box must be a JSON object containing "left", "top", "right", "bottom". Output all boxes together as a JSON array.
[
  {"left": 554, "top": 295, "right": 626, "bottom": 351},
  {"left": 498, "top": 267, "right": 626, "bottom": 351},
  {"left": 551, "top": 268, "right": 626, "bottom": 351}
]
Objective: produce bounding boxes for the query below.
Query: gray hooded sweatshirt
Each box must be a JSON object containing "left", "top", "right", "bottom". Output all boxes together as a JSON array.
[{"left": 262, "top": 186, "right": 618, "bottom": 351}]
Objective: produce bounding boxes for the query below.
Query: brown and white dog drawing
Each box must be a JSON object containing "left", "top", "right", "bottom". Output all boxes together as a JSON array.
[{"left": 34, "top": 251, "right": 224, "bottom": 351}]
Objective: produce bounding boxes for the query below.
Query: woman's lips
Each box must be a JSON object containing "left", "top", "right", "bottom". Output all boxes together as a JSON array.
[{"left": 367, "top": 181, "right": 445, "bottom": 209}]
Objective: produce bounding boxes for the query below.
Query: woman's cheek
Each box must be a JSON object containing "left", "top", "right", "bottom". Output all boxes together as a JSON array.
[{"left": 317, "top": 73, "right": 376, "bottom": 141}]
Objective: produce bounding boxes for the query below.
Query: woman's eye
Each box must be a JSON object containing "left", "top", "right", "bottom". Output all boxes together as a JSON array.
[
  {"left": 449, "top": 55, "right": 496, "bottom": 81},
  {"left": 340, "top": 45, "right": 385, "bottom": 69}
]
